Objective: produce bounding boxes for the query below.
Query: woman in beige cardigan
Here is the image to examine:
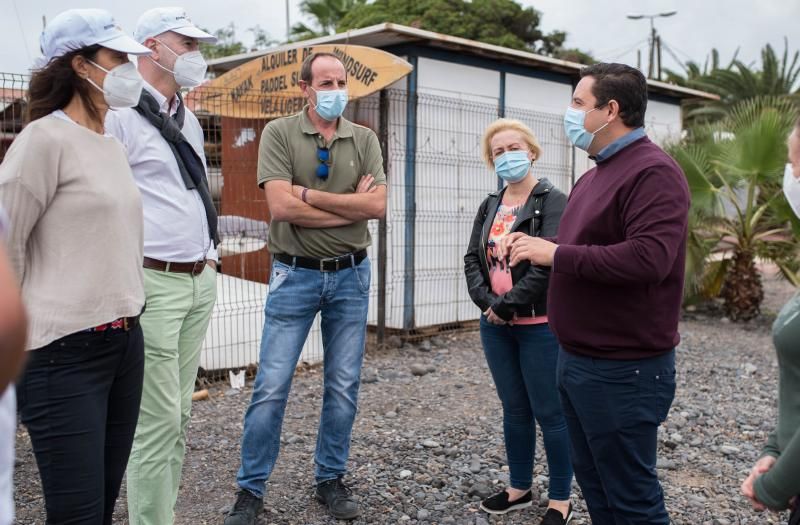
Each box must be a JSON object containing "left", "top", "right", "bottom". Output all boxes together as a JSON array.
[{"left": 0, "top": 9, "right": 151, "bottom": 524}]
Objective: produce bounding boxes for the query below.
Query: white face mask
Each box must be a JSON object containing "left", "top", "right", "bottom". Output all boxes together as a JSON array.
[
  {"left": 151, "top": 39, "right": 207, "bottom": 87},
  {"left": 783, "top": 163, "right": 800, "bottom": 219},
  {"left": 87, "top": 61, "right": 144, "bottom": 109}
]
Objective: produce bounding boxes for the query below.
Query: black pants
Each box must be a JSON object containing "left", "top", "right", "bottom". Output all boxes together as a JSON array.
[
  {"left": 17, "top": 326, "right": 144, "bottom": 524},
  {"left": 557, "top": 349, "right": 676, "bottom": 525}
]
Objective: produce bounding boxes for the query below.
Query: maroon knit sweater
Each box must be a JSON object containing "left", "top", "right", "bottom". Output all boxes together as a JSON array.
[{"left": 549, "top": 136, "right": 690, "bottom": 359}]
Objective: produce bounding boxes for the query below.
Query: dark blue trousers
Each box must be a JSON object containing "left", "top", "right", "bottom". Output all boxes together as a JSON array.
[
  {"left": 17, "top": 326, "right": 144, "bottom": 525},
  {"left": 556, "top": 348, "right": 676, "bottom": 525}
]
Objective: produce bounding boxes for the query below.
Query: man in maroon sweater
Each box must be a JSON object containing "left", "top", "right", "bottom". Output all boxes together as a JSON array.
[{"left": 501, "top": 63, "right": 689, "bottom": 524}]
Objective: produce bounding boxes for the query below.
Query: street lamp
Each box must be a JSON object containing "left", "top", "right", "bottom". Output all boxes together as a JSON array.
[{"left": 627, "top": 11, "right": 677, "bottom": 79}]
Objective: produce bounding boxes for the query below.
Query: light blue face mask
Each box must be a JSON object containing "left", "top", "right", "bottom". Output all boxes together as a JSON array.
[
  {"left": 311, "top": 87, "right": 348, "bottom": 121},
  {"left": 494, "top": 150, "right": 531, "bottom": 183},
  {"left": 564, "top": 105, "right": 609, "bottom": 151}
]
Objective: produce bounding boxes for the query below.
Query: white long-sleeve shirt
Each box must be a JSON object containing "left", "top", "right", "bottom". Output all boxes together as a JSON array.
[{"left": 106, "top": 81, "right": 218, "bottom": 262}]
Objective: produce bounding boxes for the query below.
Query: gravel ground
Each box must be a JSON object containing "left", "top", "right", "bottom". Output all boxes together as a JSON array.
[{"left": 13, "top": 272, "right": 796, "bottom": 525}]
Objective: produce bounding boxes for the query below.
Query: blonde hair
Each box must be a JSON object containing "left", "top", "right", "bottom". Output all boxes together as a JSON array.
[{"left": 481, "top": 118, "right": 543, "bottom": 169}]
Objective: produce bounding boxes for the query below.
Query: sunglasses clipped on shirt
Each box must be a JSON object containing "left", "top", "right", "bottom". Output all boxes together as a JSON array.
[{"left": 316, "top": 146, "right": 331, "bottom": 180}]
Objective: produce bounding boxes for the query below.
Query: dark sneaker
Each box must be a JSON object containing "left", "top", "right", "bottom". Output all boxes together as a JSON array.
[
  {"left": 315, "top": 477, "right": 360, "bottom": 520},
  {"left": 540, "top": 503, "right": 574, "bottom": 525},
  {"left": 479, "top": 489, "right": 532, "bottom": 515},
  {"left": 224, "top": 489, "right": 263, "bottom": 525}
]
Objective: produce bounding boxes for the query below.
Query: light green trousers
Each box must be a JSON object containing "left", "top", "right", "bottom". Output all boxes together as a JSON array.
[{"left": 126, "top": 266, "right": 216, "bottom": 525}]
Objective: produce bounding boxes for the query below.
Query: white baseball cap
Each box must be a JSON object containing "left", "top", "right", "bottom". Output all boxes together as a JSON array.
[
  {"left": 134, "top": 7, "right": 218, "bottom": 44},
  {"left": 40, "top": 9, "right": 151, "bottom": 63}
]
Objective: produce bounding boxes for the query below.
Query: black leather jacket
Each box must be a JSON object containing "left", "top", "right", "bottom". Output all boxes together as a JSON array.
[{"left": 463, "top": 177, "right": 567, "bottom": 322}]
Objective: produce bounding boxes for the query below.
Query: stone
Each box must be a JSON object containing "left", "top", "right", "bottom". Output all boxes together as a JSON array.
[
  {"left": 656, "top": 459, "right": 677, "bottom": 470},
  {"left": 362, "top": 367, "right": 379, "bottom": 384},
  {"left": 410, "top": 364, "right": 430, "bottom": 376},
  {"left": 387, "top": 335, "right": 404, "bottom": 348},
  {"left": 422, "top": 439, "right": 441, "bottom": 448},
  {"left": 468, "top": 483, "right": 493, "bottom": 499},
  {"left": 720, "top": 445, "right": 740, "bottom": 455},
  {"left": 399, "top": 470, "right": 413, "bottom": 479},
  {"left": 469, "top": 459, "right": 482, "bottom": 473}
]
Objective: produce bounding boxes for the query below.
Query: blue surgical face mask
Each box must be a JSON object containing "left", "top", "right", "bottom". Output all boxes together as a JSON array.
[
  {"left": 311, "top": 87, "right": 348, "bottom": 121},
  {"left": 564, "top": 105, "right": 609, "bottom": 151},
  {"left": 494, "top": 150, "right": 531, "bottom": 183}
]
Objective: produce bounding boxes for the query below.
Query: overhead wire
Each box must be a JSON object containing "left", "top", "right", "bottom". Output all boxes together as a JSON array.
[
  {"left": 601, "top": 39, "right": 649, "bottom": 63},
  {"left": 660, "top": 39, "right": 689, "bottom": 73},
  {"left": 11, "top": 0, "right": 32, "bottom": 63}
]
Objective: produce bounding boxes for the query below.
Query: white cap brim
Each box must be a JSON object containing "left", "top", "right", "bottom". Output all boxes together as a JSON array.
[
  {"left": 171, "top": 25, "right": 217, "bottom": 44},
  {"left": 99, "top": 33, "right": 152, "bottom": 55}
]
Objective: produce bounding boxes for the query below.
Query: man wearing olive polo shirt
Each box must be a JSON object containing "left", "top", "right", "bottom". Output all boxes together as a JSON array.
[{"left": 224, "top": 52, "right": 386, "bottom": 524}]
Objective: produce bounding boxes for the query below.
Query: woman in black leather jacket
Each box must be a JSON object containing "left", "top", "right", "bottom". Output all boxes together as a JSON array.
[{"left": 464, "top": 119, "right": 573, "bottom": 524}]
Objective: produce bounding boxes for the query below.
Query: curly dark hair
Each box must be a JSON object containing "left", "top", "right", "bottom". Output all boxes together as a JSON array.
[{"left": 27, "top": 44, "right": 103, "bottom": 124}]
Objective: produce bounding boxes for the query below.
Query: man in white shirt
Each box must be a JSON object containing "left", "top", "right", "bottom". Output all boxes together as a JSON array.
[{"left": 104, "top": 7, "right": 218, "bottom": 524}]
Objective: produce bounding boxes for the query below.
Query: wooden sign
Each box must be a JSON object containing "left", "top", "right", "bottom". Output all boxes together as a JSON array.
[{"left": 198, "top": 44, "right": 413, "bottom": 119}]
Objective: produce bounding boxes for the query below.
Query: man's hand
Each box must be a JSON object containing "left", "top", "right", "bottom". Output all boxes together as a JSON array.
[
  {"left": 498, "top": 232, "right": 526, "bottom": 259},
  {"left": 741, "top": 472, "right": 766, "bottom": 511},
  {"left": 357, "top": 174, "right": 377, "bottom": 194},
  {"left": 483, "top": 307, "right": 506, "bottom": 325},
  {"left": 750, "top": 455, "right": 777, "bottom": 477},
  {"left": 508, "top": 236, "right": 558, "bottom": 267},
  {"left": 740, "top": 455, "right": 777, "bottom": 511}
]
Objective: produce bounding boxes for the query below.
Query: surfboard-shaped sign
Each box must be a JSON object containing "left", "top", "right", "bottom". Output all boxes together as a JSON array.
[{"left": 197, "top": 44, "right": 413, "bottom": 119}]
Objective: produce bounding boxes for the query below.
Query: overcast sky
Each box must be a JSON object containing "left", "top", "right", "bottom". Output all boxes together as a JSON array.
[{"left": 1, "top": 0, "right": 797, "bottom": 81}]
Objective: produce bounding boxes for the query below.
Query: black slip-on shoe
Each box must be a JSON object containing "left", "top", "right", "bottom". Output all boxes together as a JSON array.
[{"left": 479, "top": 489, "right": 533, "bottom": 515}]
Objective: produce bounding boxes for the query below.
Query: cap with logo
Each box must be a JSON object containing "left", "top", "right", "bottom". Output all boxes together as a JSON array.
[
  {"left": 40, "top": 8, "right": 151, "bottom": 63},
  {"left": 134, "top": 7, "right": 218, "bottom": 44}
]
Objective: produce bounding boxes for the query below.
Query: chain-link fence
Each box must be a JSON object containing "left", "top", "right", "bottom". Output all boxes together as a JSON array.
[{"left": 1, "top": 72, "right": 573, "bottom": 372}]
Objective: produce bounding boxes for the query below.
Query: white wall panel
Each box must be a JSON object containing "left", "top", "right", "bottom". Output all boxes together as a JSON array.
[{"left": 646, "top": 99, "right": 682, "bottom": 146}]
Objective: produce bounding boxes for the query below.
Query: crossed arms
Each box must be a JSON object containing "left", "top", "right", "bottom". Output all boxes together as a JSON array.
[{"left": 264, "top": 174, "right": 386, "bottom": 228}]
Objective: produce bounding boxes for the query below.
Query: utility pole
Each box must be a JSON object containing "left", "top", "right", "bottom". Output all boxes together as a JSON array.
[
  {"left": 285, "top": 0, "right": 291, "bottom": 41},
  {"left": 627, "top": 11, "right": 677, "bottom": 79},
  {"left": 656, "top": 35, "right": 663, "bottom": 79}
]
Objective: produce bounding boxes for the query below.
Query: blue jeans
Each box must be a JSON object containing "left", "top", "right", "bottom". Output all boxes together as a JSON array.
[
  {"left": 479, "top": 319, "right": 573, "bottom": 500},
  {"left": 557, "top": 349, "right": 676, "bottom": 525},
  {"left": 237, "top": 257, "right": 371, "bottom": 498}
]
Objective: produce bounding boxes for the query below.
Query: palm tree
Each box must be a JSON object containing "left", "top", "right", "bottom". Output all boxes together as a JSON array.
[
  {"left": 667, "top": 40, "right": 800, "bottom": 126},
  {"left": 663, "top": 48, "right": 738, "bottom": 87},
  {"left": 291, "top": 0, "right": 368, "bottom": 41},
  {"left": 669, "top": 96, "right": 800, "bottom": 320}
]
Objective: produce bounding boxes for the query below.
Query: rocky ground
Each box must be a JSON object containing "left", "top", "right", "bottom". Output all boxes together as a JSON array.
[{"left": 13, "top": 273, "right": 796, "bottom": 525}]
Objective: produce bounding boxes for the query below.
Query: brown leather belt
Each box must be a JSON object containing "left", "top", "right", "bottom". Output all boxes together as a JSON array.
[{"left": 143, "top": 256, "right": 207, "bottom": 276}]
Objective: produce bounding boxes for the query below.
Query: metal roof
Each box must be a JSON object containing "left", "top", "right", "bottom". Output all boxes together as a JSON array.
[{"left": 207, "top": 23, "right": 718, "bottom": 101}]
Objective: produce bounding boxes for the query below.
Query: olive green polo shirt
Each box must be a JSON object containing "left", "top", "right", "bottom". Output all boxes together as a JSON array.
[{"left": 257, "top": 106, "right": 386, "bottom": 258}]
